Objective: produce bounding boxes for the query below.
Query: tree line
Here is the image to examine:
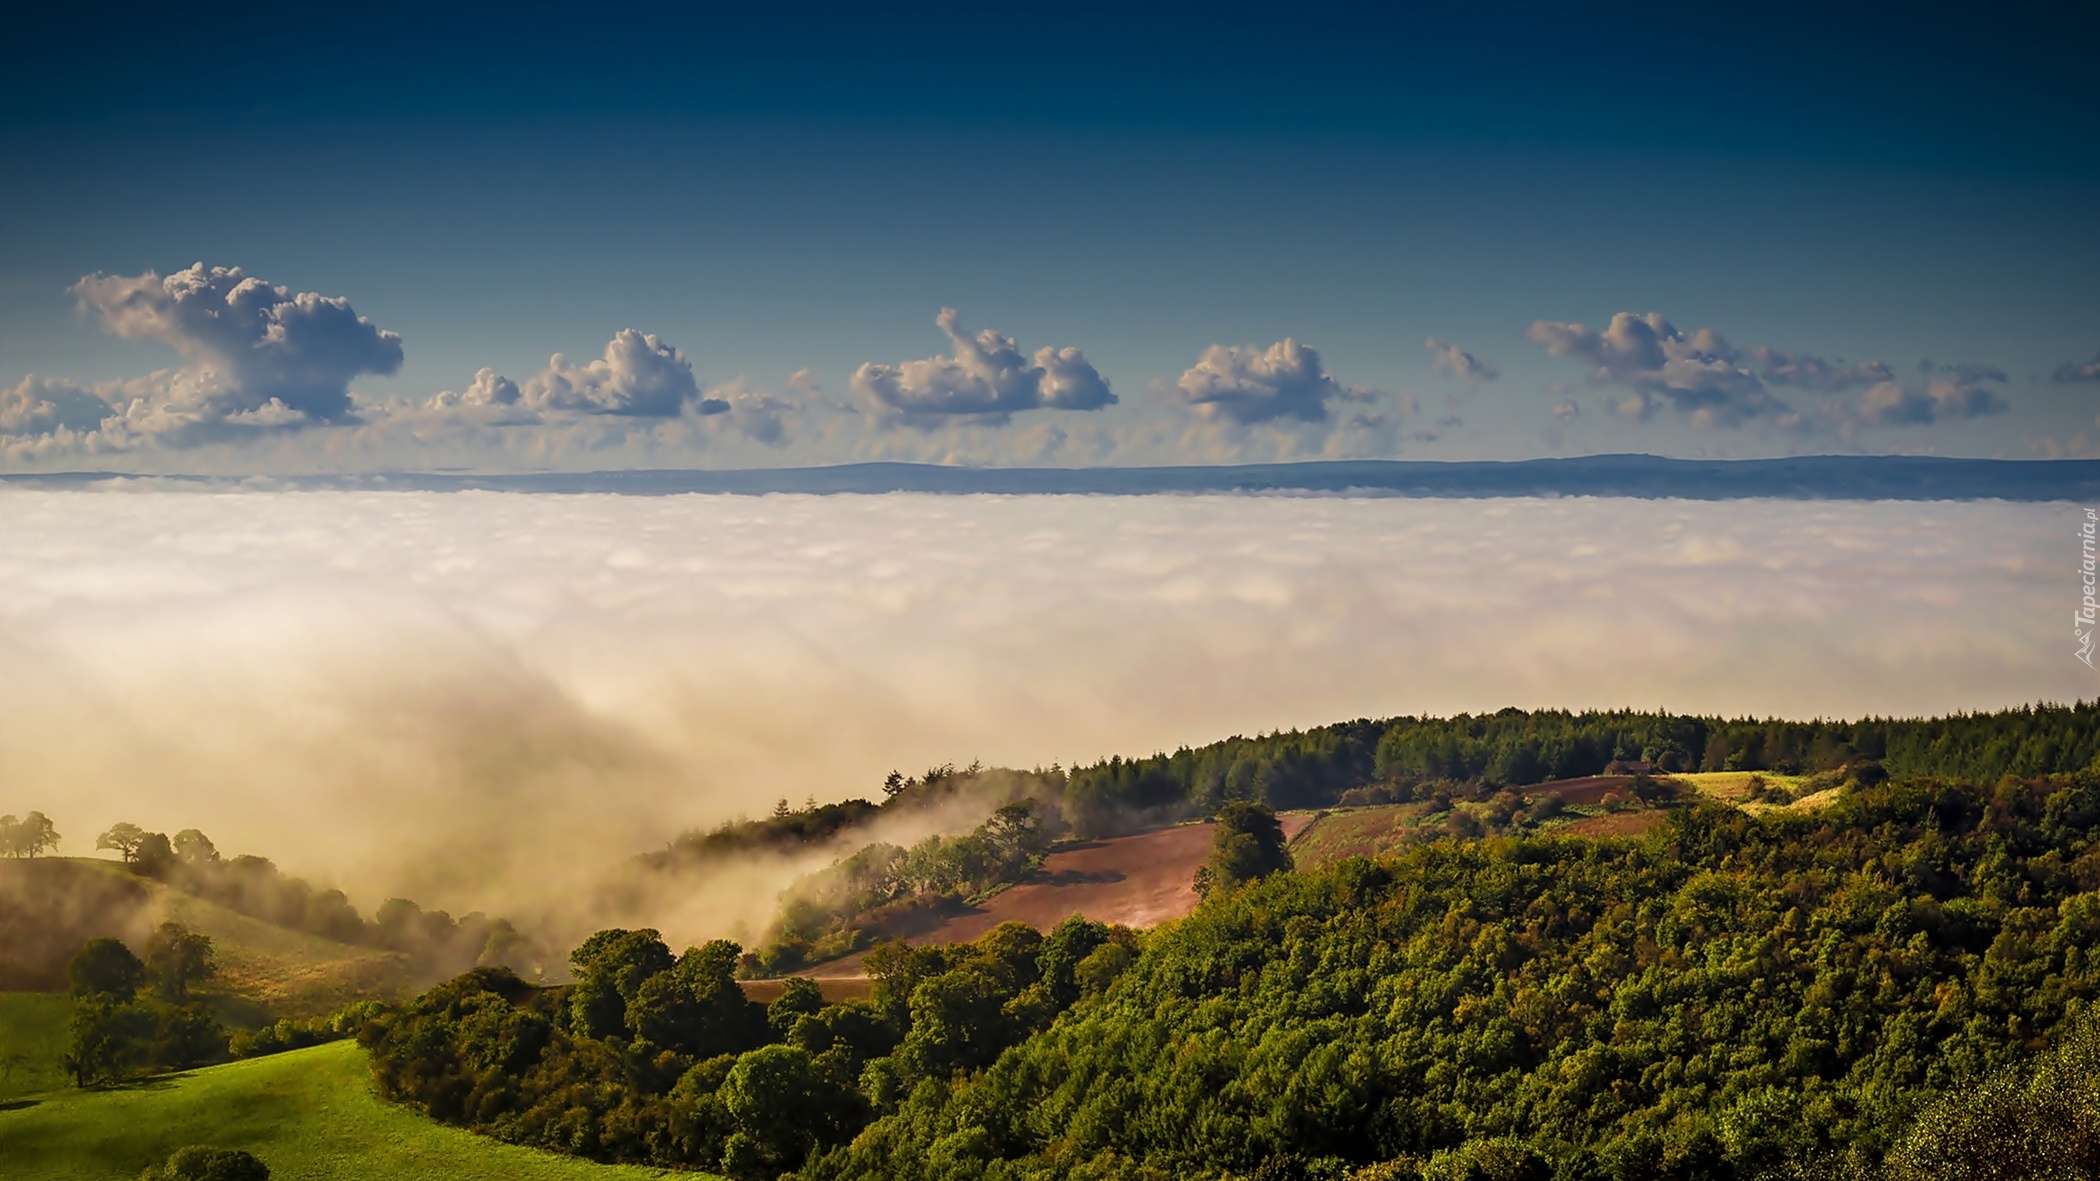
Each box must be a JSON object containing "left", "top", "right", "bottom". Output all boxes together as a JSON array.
[
  {"left": 1053, "top": 702, "right": 2100, "bottom": 837},
  {"left": 658, "top": 705, "right": 2100, "bottom": 882},
  {"left": 92, "top": 822, "right": 539, "bottom": 978},
  {"left": 0, "top": 810, "right": 60, "bottom": 857}
]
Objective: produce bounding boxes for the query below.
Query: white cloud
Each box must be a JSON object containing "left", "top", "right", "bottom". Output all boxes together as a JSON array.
[
  {"left": 1424, "top": 336, "right": 1498, "bottom": 382},
  {"left": 1854, "top": 371, "right": 2009, "bottom": 427},
  {"left": 73, "top": 263, "right": 403, "bottom": 423},
  {"left": 518, "top": 329, "right": 701, "bottom": 417},
  {"left": 0, "top": 376, "right": 113, "bottom": 436},
  {"left": 1171, "top": 338, "right": 1372, "bottom": 424},
  {"left": 428, "top": 368, "right": 523, "bottom": 410},
  {"left": 850, "top": 308, "right": 1114, "bottom": 422}
]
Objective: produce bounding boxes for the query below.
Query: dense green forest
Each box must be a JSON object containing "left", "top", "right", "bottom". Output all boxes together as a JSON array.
[
  {"left": 365, "top": 768, "right": 2100, "bottom": 1180},
  {"left": 695, "top": 704, "right": 2100, "bottom": 968},
  {"left": 1054, "top": 703, "right": 2100, "bottom": 835}
]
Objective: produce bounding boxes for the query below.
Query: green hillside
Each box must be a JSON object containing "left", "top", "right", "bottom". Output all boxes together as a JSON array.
[
  {"left": 0, "top": 1039, "right": 698, "bottom": 1181},
  {"left": 0, "top": 858, "right": 419, "bottom": 1018},
  {"left": 144, "top": 877, "right": 417, "bottom": 1018},
  {"left": 0, "top": 993, "right": 73, "bottom": 1102}
]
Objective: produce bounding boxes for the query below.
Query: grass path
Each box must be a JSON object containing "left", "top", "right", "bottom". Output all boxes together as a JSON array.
[{"left": 0, "top": 1039, "right": 703, "bottom": 1180}]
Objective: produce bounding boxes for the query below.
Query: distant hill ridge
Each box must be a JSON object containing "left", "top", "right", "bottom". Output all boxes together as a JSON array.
[{"left": 7, "top": 454, "right": 2099, "bottom": 500}]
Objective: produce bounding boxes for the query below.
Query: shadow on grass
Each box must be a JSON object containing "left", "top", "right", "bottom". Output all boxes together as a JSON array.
[
  {"left": 0, "top": 1098, "right": 41, "bottom": 1111},
  {"left": 95, "top": 1071, "right": 192, "bottom": 1094}
]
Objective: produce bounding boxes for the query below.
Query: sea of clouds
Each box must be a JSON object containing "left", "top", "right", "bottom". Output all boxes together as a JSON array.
[{"left": 0, "top": 490, "right": 2081, "bottom": 939}]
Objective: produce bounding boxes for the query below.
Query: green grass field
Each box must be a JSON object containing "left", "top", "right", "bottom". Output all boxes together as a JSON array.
[
  {"left": 0, "top": 1039, "right": 704, "bottom": 1181},
  {"left": 0, "top": 993, "right": 74, "bottom": 1102}
]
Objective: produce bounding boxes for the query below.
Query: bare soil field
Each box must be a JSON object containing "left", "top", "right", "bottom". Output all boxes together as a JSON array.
[
  {"left": 739, "top": 977, "right": 873, "bottom": 1004},
  {"left": 1522, "top": 775, "right": 1635, "bottom": 805},
  {"left": 1289, "top": 805, "right": 1424, "bottom": 867},
  {"left": 801, "top": 814, "right": 1314, "bottom": 978}
]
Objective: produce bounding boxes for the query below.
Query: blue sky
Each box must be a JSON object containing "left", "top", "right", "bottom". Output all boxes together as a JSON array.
[{"left": 1, "top": 0, "right": 2095, "bottom": 471}]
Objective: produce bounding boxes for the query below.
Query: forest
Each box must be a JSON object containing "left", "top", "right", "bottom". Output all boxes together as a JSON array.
[
  {"left": 700, "top": 704, "right": 2100, "bottom": 969},
  {"left": 356, "top": 767, "right": 2100, "bottom": 1180}
]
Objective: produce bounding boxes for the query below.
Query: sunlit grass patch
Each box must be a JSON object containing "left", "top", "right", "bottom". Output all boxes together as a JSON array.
[{"left": 0, "top": 1039, "right": 697, "bottom": 1181}]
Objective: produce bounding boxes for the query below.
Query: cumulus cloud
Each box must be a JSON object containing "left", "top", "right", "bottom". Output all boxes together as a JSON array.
[
  {"left": 1527, "top": 312, "right": 1795, "bottom": 429},
  {"left": 74, "top": 263, "right": 403, "bottom": 423},
  {"left": 1424, "top": 337, "right": 1498, "bottom": 382},
  {"left": 517, "top": 329, "right": 701, "bottom": 417},
  {"left": 0, "top": 491, "right": 2076, "bottom": 944},
  {"left": 2054, "top": 351, "right": 2100, "bottom": 384},
  {"left": 1171, "top": 338, "right": 1373, "bottom": 424},
  {"left": 407, "top": 334, "right": 793, "bottom": 456},
  {"left": 1853, "top": 366, "right": 2009, "bottom": 428},
  {"left": 1530, "top": 311, "right": 2006, "bottom": 434},
  {"left": 1, "top": 376, "right": 113, "bottom": 437},
  {"left": 851, "top": 309, "right": 1114, "bottom": 422}
]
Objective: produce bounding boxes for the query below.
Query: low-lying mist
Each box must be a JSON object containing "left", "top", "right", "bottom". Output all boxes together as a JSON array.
[{"left": 0, "top": 489, "right": 2078, "bottom": 949}]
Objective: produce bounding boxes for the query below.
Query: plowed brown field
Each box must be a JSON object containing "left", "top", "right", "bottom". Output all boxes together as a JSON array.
[{"left": 802, "top": 814, "right": 1314, "bottom": 978}]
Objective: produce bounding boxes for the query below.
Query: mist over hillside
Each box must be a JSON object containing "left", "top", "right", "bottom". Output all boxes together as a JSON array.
[{"left": 0, "top": 490, "right": 2082, "bottom": 946}]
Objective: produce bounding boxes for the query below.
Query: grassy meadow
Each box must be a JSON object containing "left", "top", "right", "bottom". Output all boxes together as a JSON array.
[
  {"left": 0, "top": 1038, "right": 700, "bottom": 1181},
  {"left": 0, "top": 993, "right": 73, "bottom": 1103}
]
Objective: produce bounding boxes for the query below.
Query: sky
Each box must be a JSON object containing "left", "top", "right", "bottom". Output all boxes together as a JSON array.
[{"left": 1, "top": 0, "right": 2096, "bottom": 472}]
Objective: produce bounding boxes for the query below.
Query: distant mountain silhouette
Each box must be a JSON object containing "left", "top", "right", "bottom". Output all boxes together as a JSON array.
[{"left": 11, "top": 454, "right": 2100, "bottom": 500}]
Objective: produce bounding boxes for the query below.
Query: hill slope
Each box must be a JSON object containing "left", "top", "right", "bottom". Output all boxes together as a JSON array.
[
  {"left": 0, "top": 858, "right": 416, "bottom": 1017},
  {"left": 0, "top": 1039, "right": 694, "bottom": 1181},
  {"left": 805, "top": 815, "right": 1315, "bottom": 976},
  {"left": 0, "top": 993, "right": 73, "bottom": 1102}
]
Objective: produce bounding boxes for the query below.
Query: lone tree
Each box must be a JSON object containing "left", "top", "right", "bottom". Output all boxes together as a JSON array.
[
  {"left": 96, "top": 822, "right": 148, "bottom": 863},
  {"left": 62, "top": 996, "right": 152, "bottom": 1088},
  {"left": 146, "top": 922, "right": 217, "bottom": 1001},
  {"left": 133, "top": 831, "right": 176, "bottom": 878},
  {"left": 1193, "top": 801, "right": 1294, "bottom": 898},
  {"left": 69, "top": 937, "right": 145, "bottom": 1003},
  {"left": 172, "top": 828, "right": 219, "bottom": 867}
]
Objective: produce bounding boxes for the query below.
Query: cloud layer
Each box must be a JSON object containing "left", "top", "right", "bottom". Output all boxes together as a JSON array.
[
  {"left": 0, "top": 489, "right": 2075, "bottom": 943},
  {"left": 851, "top": 308, "right": 1114, "bottom": 422}
]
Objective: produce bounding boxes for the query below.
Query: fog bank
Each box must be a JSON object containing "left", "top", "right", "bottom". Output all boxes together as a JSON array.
[{"left": 0, "top": 490, "right": 2080, "bottom": 941}]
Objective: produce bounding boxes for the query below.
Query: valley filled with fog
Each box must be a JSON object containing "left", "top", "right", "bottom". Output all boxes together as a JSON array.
[{"left": 0, "top": 489, "right": 2075, "bottom": 937}]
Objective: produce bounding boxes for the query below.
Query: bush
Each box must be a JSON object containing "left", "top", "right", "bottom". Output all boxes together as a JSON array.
[
  {"left": 229, "top": 1000, "right": 387, "bottom": 1058},
  {"left": 139, "top": 1145, "right": 268, "bottom": 1181}
]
